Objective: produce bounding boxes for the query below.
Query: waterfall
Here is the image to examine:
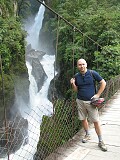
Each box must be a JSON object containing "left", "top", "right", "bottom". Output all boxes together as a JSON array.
[
  {"left": 1, "top": 2, "right": 55, "bottom": 160},
  {"left": 7, "top": 54, "right": 55, "bottom": 160},
  {"left": 26, "top": 3, "right": 45, "bottom": 50}
]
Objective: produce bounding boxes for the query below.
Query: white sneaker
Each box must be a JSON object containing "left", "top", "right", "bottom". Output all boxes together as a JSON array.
[
  {"left": 82, "top": 134, "right": 91, "bottom": 143},
  {"left": 98, "top": 141, "right": 107, "bottom": 151}
]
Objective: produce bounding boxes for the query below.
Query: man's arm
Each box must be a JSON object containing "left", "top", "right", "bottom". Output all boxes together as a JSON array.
[
  {"left": 92, "top": 79, "right": 106, "bottom": 99},
  {"left": 70, "top": 78, "right": 78, "bottom": 92}
]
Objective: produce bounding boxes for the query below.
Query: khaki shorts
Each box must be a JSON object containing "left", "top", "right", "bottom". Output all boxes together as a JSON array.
[{"left": 76, "top": 99, "right": 99, "bottom": 122}]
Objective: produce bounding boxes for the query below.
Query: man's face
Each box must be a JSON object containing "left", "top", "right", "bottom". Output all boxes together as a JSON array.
[{"left": 77, "top": 59, "right": 87, "bottom": 73}]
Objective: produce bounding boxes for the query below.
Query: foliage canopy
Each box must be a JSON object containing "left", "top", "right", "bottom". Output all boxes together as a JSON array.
[{"left": 48, "top": 0, "right": 120, "bottom": 98}]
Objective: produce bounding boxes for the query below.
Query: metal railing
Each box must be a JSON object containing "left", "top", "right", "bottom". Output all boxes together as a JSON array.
[
  {"left": 35, "top": 75, "right": 120, "bottom": 160},
  {"left": 0, "top": 74, "right": 120, "bottom": 160},
  {"left": 0, "top": 1, "right": 120, "bottom": 159}
]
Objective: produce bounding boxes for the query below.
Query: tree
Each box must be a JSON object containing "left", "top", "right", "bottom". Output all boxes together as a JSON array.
[
  {"left": 0, "top": 17, "right": 26, "bottom": 73},
  {"left": 0, "top": 0, "right": 14, "bottom": 17},
  {"left": 17, "top": 0, "right": 31, "bottom": 18},
  {"left": 48, "top": 0, "right": 120, "bottom": 98}
]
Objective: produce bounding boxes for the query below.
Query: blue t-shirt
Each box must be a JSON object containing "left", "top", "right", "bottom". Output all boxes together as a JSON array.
[{"left": 74, "top": 70, "right": 103, "bottom": 101}]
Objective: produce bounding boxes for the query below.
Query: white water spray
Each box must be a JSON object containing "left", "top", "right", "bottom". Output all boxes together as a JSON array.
[
  {"left": 7, "top": 54, "right": 55, "bottom": 160},
  {"left": 1, "top": 2, "right": 55, "bottom": 160},
  {"left": 26, "top": 3, "right": 45, "bottom": 50}
]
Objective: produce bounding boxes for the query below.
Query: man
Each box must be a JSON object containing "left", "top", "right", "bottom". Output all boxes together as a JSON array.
[{"left": 70, "top": 58, "right": 107, "bottom": 151}]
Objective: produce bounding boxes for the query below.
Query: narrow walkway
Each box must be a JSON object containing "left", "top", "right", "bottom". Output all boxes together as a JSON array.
[{"left": 46, "top": 90, "right": 120, "bottom": 160}]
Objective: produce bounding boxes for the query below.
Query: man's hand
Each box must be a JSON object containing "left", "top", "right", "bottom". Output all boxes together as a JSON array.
[
  {"left": 91, "top": 94, "right": 100, "bottom": 100},
  {"left": 91, "top": 79, "right": 106, "bottom": 100},
  {"left": 70, "top": 78, "right": 78, "bottom": 92},
  {"left": 70, "top": 78, "right": 75, "bottom": 84}
]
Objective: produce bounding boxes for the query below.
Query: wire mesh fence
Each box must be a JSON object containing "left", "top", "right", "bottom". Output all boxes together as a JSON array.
[
  {"left": 0, "top": 74, "right": 120, "bottom": 160},
  {"left": 0, "top": 1, "right": 120, "bottom": 159}
]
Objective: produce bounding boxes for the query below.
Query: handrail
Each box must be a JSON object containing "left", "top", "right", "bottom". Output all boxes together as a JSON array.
[{"left": 36, "top": 0, "right": 102, "bottom": 48}]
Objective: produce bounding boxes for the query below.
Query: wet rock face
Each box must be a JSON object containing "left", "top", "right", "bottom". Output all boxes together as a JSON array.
[
  {"left": 47, "top": 74, "right": 63, "bottom": 102},
  {"left": 26, "top": 45, "right": 47, "bottom": 92},
  {"left": 26, "top": 44, "right": 46, "bottom": 61},
  {"left": 32, "top": 58, "right": 47, "bottom": 92},
  {"left": 0, "top": 117, "right": 28, "bottom": 158},
  {"left": 26, "top": 48, "right": 46, "bottom": 62}
]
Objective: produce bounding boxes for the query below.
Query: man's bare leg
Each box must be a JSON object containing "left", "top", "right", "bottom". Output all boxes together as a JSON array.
[{"left": 82, "top": 119, "right": 91, "bottom": 143}]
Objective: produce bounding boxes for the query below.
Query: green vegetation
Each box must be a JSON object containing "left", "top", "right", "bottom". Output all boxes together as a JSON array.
[
  {"left": 0, "top": 17, "right": 26, "bottom": 74},
  {"left": 0, "top": 0, "right": 120, "bottom": 158},
  {"left": 47, "top": 0, "right": 120, "bottom": 99},
  {"left": 37, "top": 1, "right": 120, "bottom": 158},
  {"left": 0, "top": 1, "right": 28, "bottom": 115},
  {"left": 0, "top": 0, "right": 31, "bottom": 74},
  {"left": 37, "top": 99, "right": 81, "bottom": 159}
]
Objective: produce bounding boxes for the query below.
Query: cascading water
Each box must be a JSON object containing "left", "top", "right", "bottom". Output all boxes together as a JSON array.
[
  {"left": 1, "top": 3, "right": 55, "bottom": 160},
  {"left": 26, "top": 3, "right": 45, "bottom": 50}
]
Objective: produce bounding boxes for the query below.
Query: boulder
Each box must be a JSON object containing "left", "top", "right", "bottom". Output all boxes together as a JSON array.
[
  {"left": 25, "top": 45, "right": 46, "bottom": 63},
  {"left": 0, "top": 117, "right": 28, "bottom": 158},
  {"left": 32, "top": 58, "right": 47, "bottom": 92}
]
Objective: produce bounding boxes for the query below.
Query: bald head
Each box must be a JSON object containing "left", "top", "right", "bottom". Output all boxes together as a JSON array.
[
  {"left": 77, "top": 59, "right": 87, "bottom": 74},
  {"left": 77, "top": 59, "right": 87, "bottom": 64}
]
